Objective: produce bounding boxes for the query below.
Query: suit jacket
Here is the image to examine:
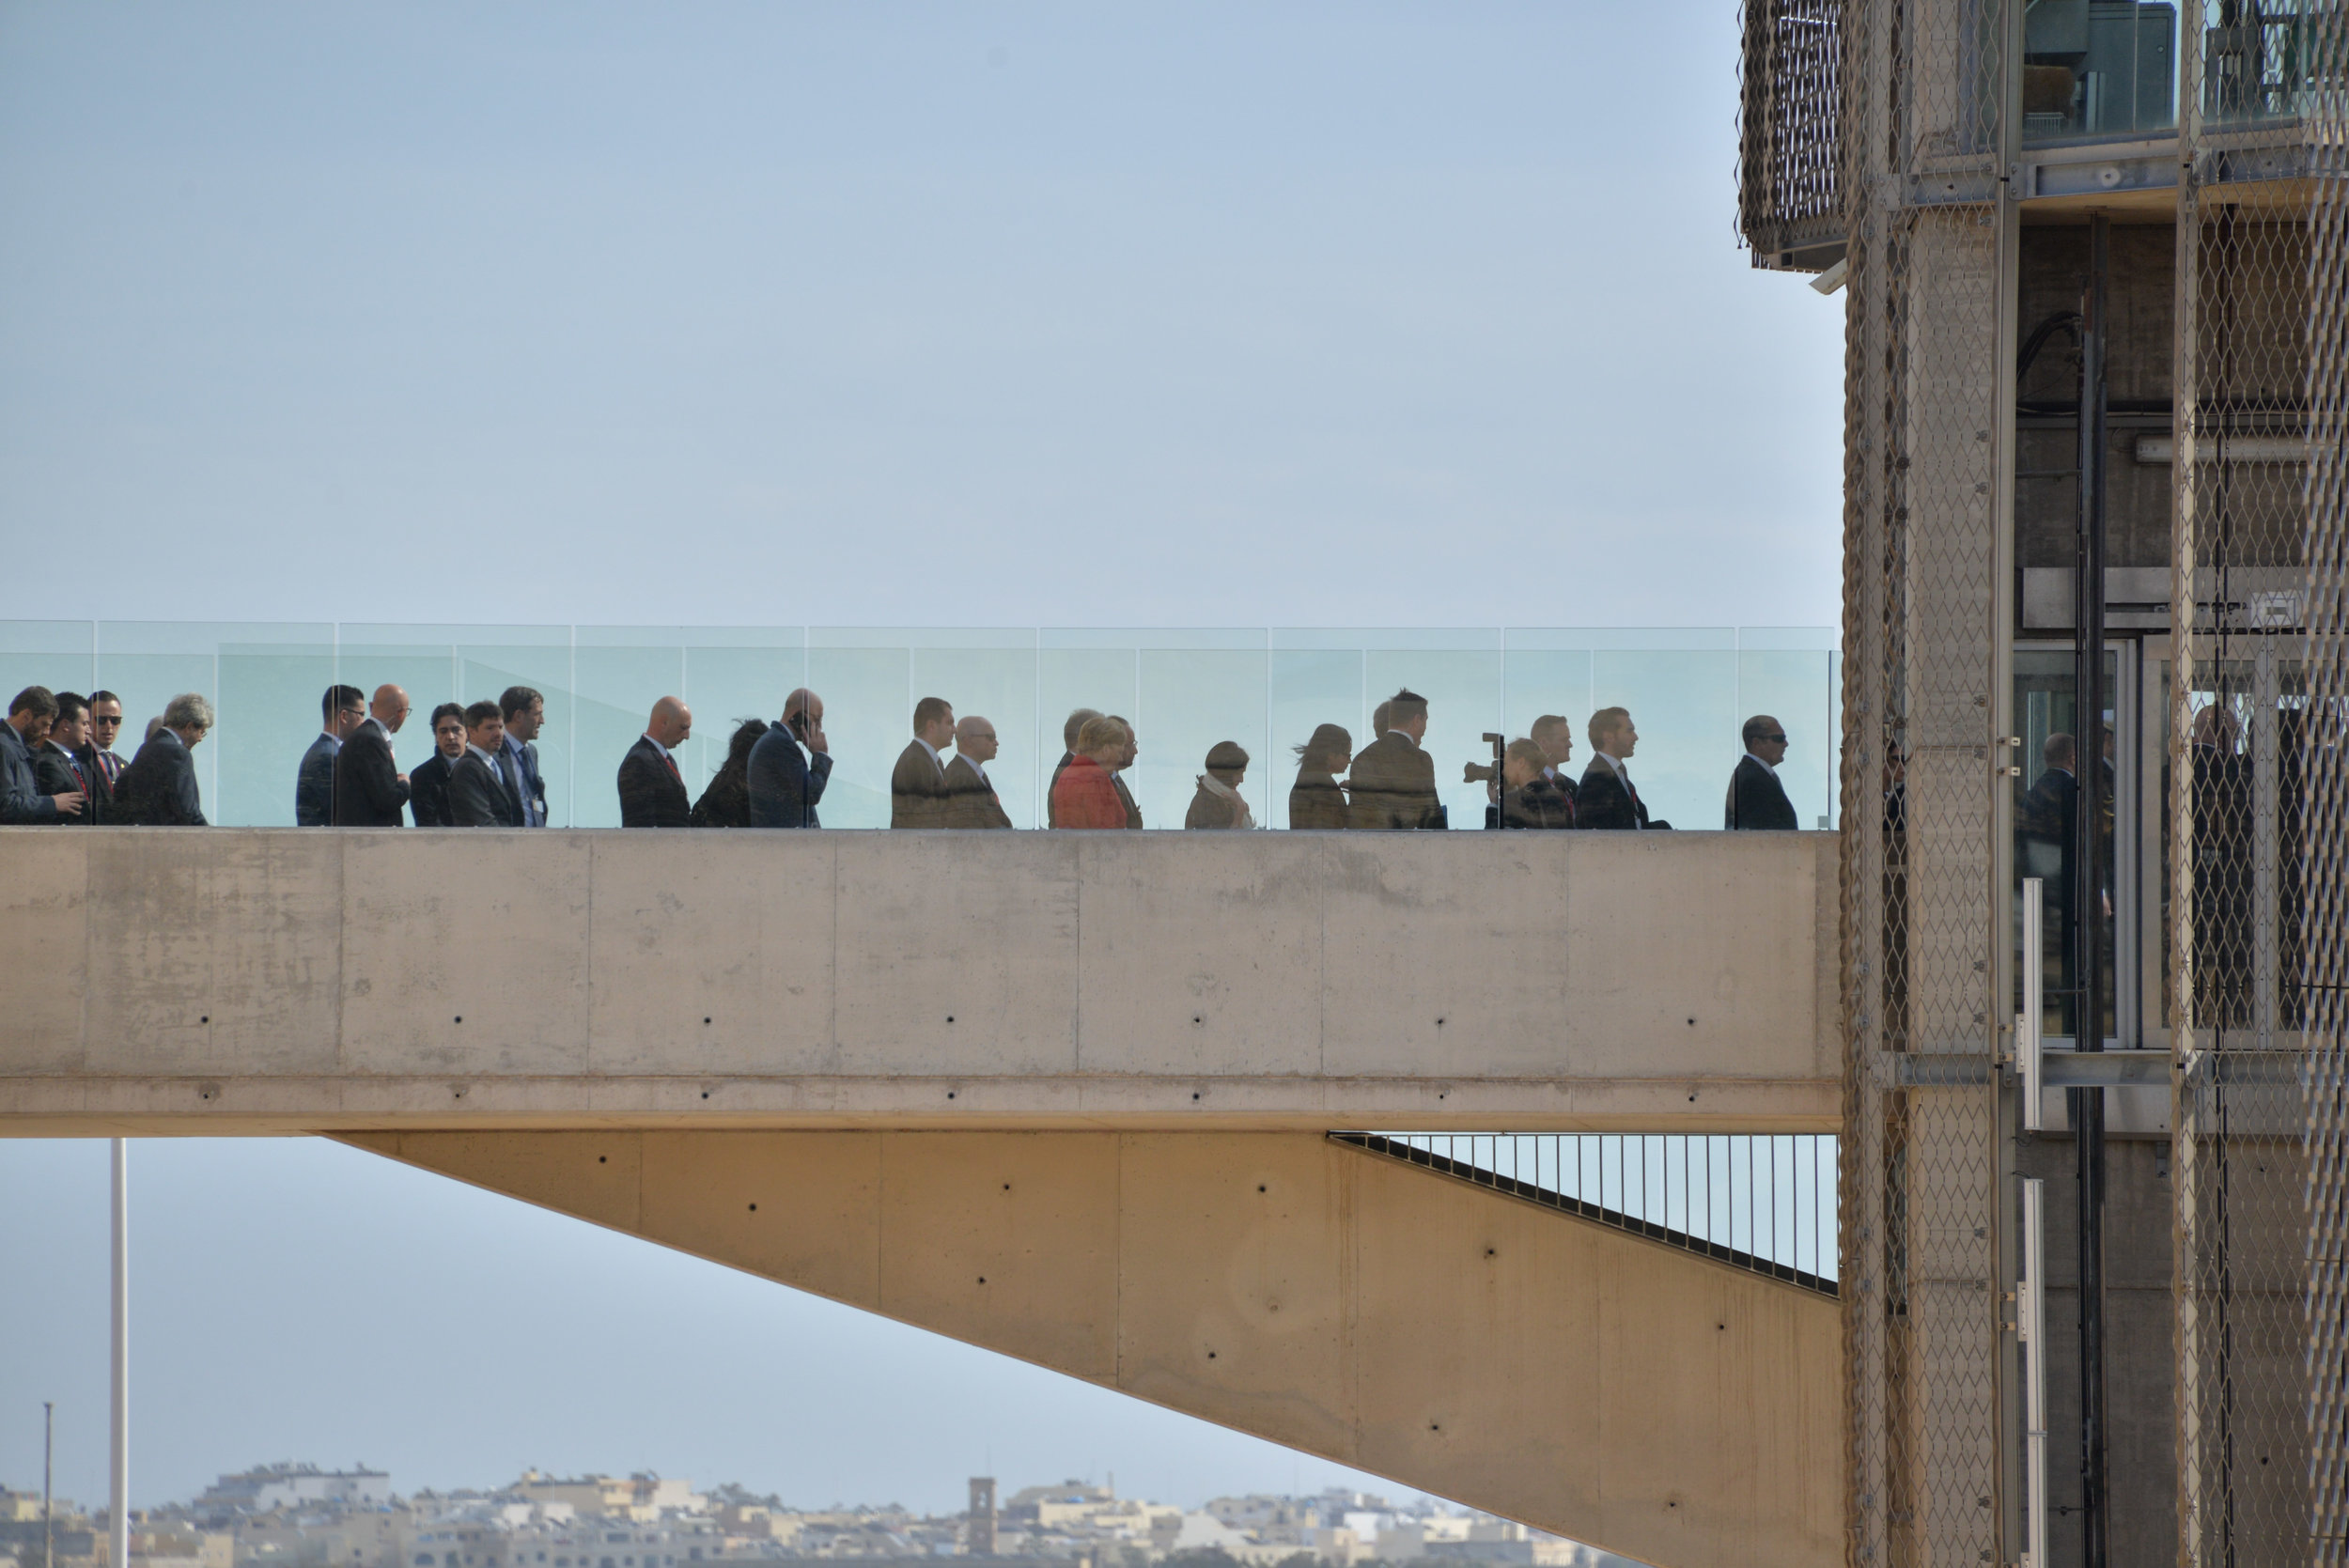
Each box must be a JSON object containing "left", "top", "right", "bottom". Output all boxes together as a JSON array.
[
  {"left": 1047, "top": 752, "right": 1075, "bottom": 826},
  {"left": 32, "top": 740, "right": 98, "bottom": 825},
  {"left": 114, "top": 727, "right": 207, "bottom": 826},
  {"left": 0, "top": 721, "right": 60, "bottom": 824},
  {"left": 331, "top": 720, "right": 411, "bottom": 827},
  {"left": 409, "top": 751, "right": 457, "bottom": 827},
  {"left": 1287, "top": 771, "right": 1349, "bottom": 831},
  {"left": 1500, "top": 777, "right": 1576, "bottom": 830},
  {"left": 1724, "top": 754, "right": 1799, "bottom": 831},
  {"left": 500, "top": 734, "right": 548, "bottom": 827},
  {"left": 449, "top": 748, "right": 519, "bottom": 827},
  {"left": 691, "top": 766, "right": 754, "bottom": 829},
  {"left": 1576, "top": 756, "right": 1657, "bottom": 831},
  {"left": 618, "top": 736, "right": 692, "bottom": 828},
  {"left": 1112, "top": 771, "right": 1143, "bottom": 829},
  {"left": 75, "top": 743, "right": 117, "bottom": 818},
  {"left": 940, "top": 754, "right": 1012, "bottom": 830},
  {"left": 296, "top": 734, "right": 339, "bottom": 826},
  {"left": 890, "top": 739, "right": 949, "bottom": 829},
  {"left": 747, "top": 725, "right": 832, "bottom": 828},
  {"left": 1347, "top": 733, "right": 1441, "bottom": 831}
]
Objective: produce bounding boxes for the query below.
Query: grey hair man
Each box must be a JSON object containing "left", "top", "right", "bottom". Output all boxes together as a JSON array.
[{"left": 113, "top": 692, "right": 214, "bottom": 826}]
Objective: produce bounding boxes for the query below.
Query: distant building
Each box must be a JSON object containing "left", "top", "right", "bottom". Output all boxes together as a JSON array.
[{"left": 196, "top": 1471, "right": 391, "bottom": 1521}]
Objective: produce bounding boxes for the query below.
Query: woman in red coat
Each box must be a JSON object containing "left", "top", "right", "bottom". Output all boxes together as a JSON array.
[{"left": 1050, "top": 715, "right": 1133, "bottom": 829}]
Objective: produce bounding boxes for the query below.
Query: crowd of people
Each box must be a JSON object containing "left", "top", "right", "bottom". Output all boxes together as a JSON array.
[{"left": 0, "top": 680, "right": 1809, "bottom": 834}]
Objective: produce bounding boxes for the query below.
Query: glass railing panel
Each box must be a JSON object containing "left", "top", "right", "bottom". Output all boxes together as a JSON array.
[
  {"left": 2198, "top": 0, "right": 2317, "bottom": 129},
  {"left": 1361, "top": 636, "right": 1502, "bottom": 831},
  {"left": 90, "top": 622, "right": 273, "bottom": 827},
  {"left": 677, "top": 629, "right": 808, "bottom": 801},
  {"left": 573, "top": 628, "right": 689, "bottom": 830},
  {"left": 333, "top": 627, "right": 468, "bottom": 790},
  {"left": 1037, "top": 635, "right": 1143, "bottom": 824},
  {"left": 215, "top": 627, "right": 339, "bottom": 828},
  {"left": 452, "top": 629, "right": 575, "bottom": 827},
  {"left": 906, "top": 634, "right": 1042, "bottom": 830},
  {"left": 1590, "top": 646, "right": 1741, "bottom": 831},
  {"left": 805, "top": 631, "right": 916, "bottom": 831},
  {"left": 1, "top": 621, "right": 96, "bottom": 713},
  {"left": 2022, "top": 0, "right": 2180, "bottom": 145},
  {"left": 1269, "top": 647, "right": 1364, "bottom": 829},
  {"left": 1135, "top": 645, "right": 1271, "bottom": 831},
  {"left": 1737, "top": 646, "right": 1839, "bottom": 831}
]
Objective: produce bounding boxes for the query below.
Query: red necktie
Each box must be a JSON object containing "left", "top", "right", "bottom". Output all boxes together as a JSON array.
[{"left": 663, "top": 753, "right": 681, "bottom": 784}]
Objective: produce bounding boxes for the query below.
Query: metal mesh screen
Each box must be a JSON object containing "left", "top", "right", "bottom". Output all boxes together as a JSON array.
[
  {"left": 2170, "top": 6, "right": 2340, "bottom": 1558},
  {"left": 1737, "top": 0, "right": 1844, "bottom": 267},
  {"left": 2301, "top": 4, "right": 2349, "bottom": 1558},
  {"left": 1837, "top": 4, "right": 2009, "bottom": 1564}
]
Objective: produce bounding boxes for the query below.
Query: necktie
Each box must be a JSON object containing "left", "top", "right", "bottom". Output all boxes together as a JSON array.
[
  {"left": 663, "top": 753, "right": 681, "bottom": 784},
  {"left": 69, "top": 755, "right": 86, "bottom": 789}
]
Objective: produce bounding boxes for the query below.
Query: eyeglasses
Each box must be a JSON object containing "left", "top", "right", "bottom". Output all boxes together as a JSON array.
[
  {"left": 1761, "top": 733, "right": 1789, "bottom": 744},
  {"left": 91, "top": 715, "right": 122, "bottom": 727}
]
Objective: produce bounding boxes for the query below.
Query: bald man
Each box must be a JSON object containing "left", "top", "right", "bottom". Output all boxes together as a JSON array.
[
  {"left": 748, "top": 687, "right": 832, "bottom": 829},
  {"left": 618, "top": 696, "right": 694, "bottom": 828},
  {"left": 331, "top": 683, "right": 413, "bottom": 827}
]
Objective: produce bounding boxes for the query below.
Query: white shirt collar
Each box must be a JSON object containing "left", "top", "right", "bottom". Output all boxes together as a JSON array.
[
  {"left": 466, "top": 743, "right": 499, "bottom": 767},
  {"left": 915, "top": 737, "right": 943, "bottom": 770},
  {"left": 320, "top": 729, "right": 345, "bottom": 751},
  {"left": 641, "top": 733, "right": 671, "bottom": 762},
  {"left": 1744, "top": 752, "right": 1778, "bottom": 776},
  {"left": 1389, "top": 729, "right": 1419, "bottom": 750},
  {"left": 1595, "top": 751, "right": 1627, "bottom": 779},
  {"left": 952, "top": 751, "right": 988, "bottom": 782}
]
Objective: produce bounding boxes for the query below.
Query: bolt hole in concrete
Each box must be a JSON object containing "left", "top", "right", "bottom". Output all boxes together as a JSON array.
[
  {"left": 1207, "top": 1351, "right": 1217, "bottom": 1359},
  {"left": 1486, "top": 1249, "right": 1496, "bottom": 1257},
  {"left": 199, "top": 1015, "right": 209, "bottom": 1024},
  {"left": 1257, "top": 1185, "right": 1267, "bottom": 1193},
  {"left": 748, "top": 1203, "right": 756, "bottom": 1212},
  {"left": 1192, "top": 1015, "right": 1202, "bottom": 1024},
  {"left": 1003, "top": 1183, "right": 1011, "bottom": 1190},
  {"left": 947, "top": 1091, "right": 957, "bottom": 1099},
  {"left": 703, "top": 1017, "right": 711, "bottom": 1025},
  {"left": 977, "top": 1277, "right": 987, "bottom": 1284},
  {"left": 1191, "top": 1092, "right": 1201, "bottom": 1100},
  {"left": 455, "top": 1016, "right": 463, "bottom": 1023},
  {"left": 598, "top": 1156, "right": 607, "bottom": 1164},
  {"left": 947, "top": 1016, "right": 955, "bottom": 1023},
  {"left": 701, "top": 1092, "right": 709, "bottom": 1099}
]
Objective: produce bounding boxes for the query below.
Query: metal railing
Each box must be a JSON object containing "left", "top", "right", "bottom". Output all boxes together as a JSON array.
[{"left": 1330, "top": 1131, "right": 1839, "bottom": 1295}]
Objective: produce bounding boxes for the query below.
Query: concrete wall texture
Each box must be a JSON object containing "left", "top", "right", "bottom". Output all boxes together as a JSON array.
[
  {"left": 3, "top": 829, "right": 1847, "bottom": 1568},
  {"left": 0, "top": 829, "right": 1840, "bottom": 1135},
  {"left": 349, "top": 1129, "right": 1842, "bottom": 1568}
]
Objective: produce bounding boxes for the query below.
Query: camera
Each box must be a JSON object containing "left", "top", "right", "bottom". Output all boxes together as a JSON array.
[{"left": 1462, "top": 732, "right": 1506, "bottom": 784}]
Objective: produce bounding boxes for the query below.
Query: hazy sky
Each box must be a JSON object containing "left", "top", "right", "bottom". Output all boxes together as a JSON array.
[{"left": 0, "top": 0, "right": 1843, "bottom": 1520}]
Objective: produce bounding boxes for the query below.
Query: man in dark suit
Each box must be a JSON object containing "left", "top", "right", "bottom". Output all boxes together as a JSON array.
[
  {"left": 941, "top": 715, "right": 1013, "bottom": 829},
  {"left": 1348, "top": 689, "right": 1442, "bottom": 830},
  {"left": 748, "top": 688, "right": 832, "bottom": 828},
  {"left": 449, "top": 700, "right": 521, "bottom": 827},
  {"left": 409, "top": 704, "right": 468, "bottom": 827},
  {"left": 499, "top": 686, "right": 550, "bottom": 828},
  {"left": 32, "top": 692, "right": 102, "bottom": 825},
  {"left": 331, "top": 684, "right": 412, "bottom": 828},
  {"left": 3, "top": 686, "right": 84, "bottom": 823},
  {"left": 83, "top": 690, "right": 129, "bottom": 801},
  {"left": 1046, "top": 707, "right": 1100, "bottom": 828},
  {"left": 298, "top": 685, "right": 366, "bottom": 826},
  {"left": 1577, "top": 706, "right": 1670, "bottom": 830},
  {"left": 618, "top": 696, "right": 695, "bottom": 828},
  {"left": 890, "top": 696, "right": 956, "bottom": 829},
  {"left": 112, "top": 692, "right": 212, "bottom": 826},
  {"left": 1106, "top": 714, "right": 1145, "bottom": 828},
  {"left": 1725, "top": 714, "right": 1799, "bottom": 831}
]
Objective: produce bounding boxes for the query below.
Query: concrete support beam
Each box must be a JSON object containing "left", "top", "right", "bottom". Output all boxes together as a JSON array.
[
  {"left": 342, "top": 1128, "right": 1842, "bottom": 1568},
  {"left": 1, "top": 830, "right": 1840, "bottom": 1135}
]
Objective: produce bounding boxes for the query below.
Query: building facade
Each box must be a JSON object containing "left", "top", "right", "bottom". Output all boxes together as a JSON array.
[{"left": 1739, "top": 2, "right": 2347, "bottom": 1563}]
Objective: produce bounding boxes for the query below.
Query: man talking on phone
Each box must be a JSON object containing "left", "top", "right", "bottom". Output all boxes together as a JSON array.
[{"left": 748, "top": 687, "right": 832, "bottom": 828}]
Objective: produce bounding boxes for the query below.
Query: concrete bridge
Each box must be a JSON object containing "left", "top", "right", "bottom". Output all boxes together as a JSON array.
[{"left": 2, "top": 829, "right": 1843, "bottom": 1568}]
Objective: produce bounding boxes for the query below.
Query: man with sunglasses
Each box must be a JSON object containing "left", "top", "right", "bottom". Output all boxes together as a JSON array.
[
  {"left": 84, "top": 691, "right": 128, "bottom": 800},
  {"left": 1725, "top": 714, "right": 1799, "bottom": 831}
]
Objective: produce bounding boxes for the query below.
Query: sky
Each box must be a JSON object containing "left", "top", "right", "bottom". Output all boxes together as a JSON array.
[{"left": 0, "top": 0, "right": 1844, "bottom": 1520}]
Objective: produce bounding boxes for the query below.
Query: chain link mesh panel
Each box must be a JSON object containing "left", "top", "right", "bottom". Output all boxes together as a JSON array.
[
  {"left": 1838, "top": 5, "right": 2009, "bottom": 1564},
  {"left": 1738, "top": 0, "right": 1844, "bottom": 266},
  {"left": 2170, "top": 5, "right": 2339, "bottom": 1559},
  {"left": 2301, "top": 3, "right": 2349, "bottom": 1558}
]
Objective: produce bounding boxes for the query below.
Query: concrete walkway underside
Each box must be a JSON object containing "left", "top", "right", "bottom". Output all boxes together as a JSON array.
[{"left": 3, "top": 829, "right": 1845, "bottom": 1568}]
